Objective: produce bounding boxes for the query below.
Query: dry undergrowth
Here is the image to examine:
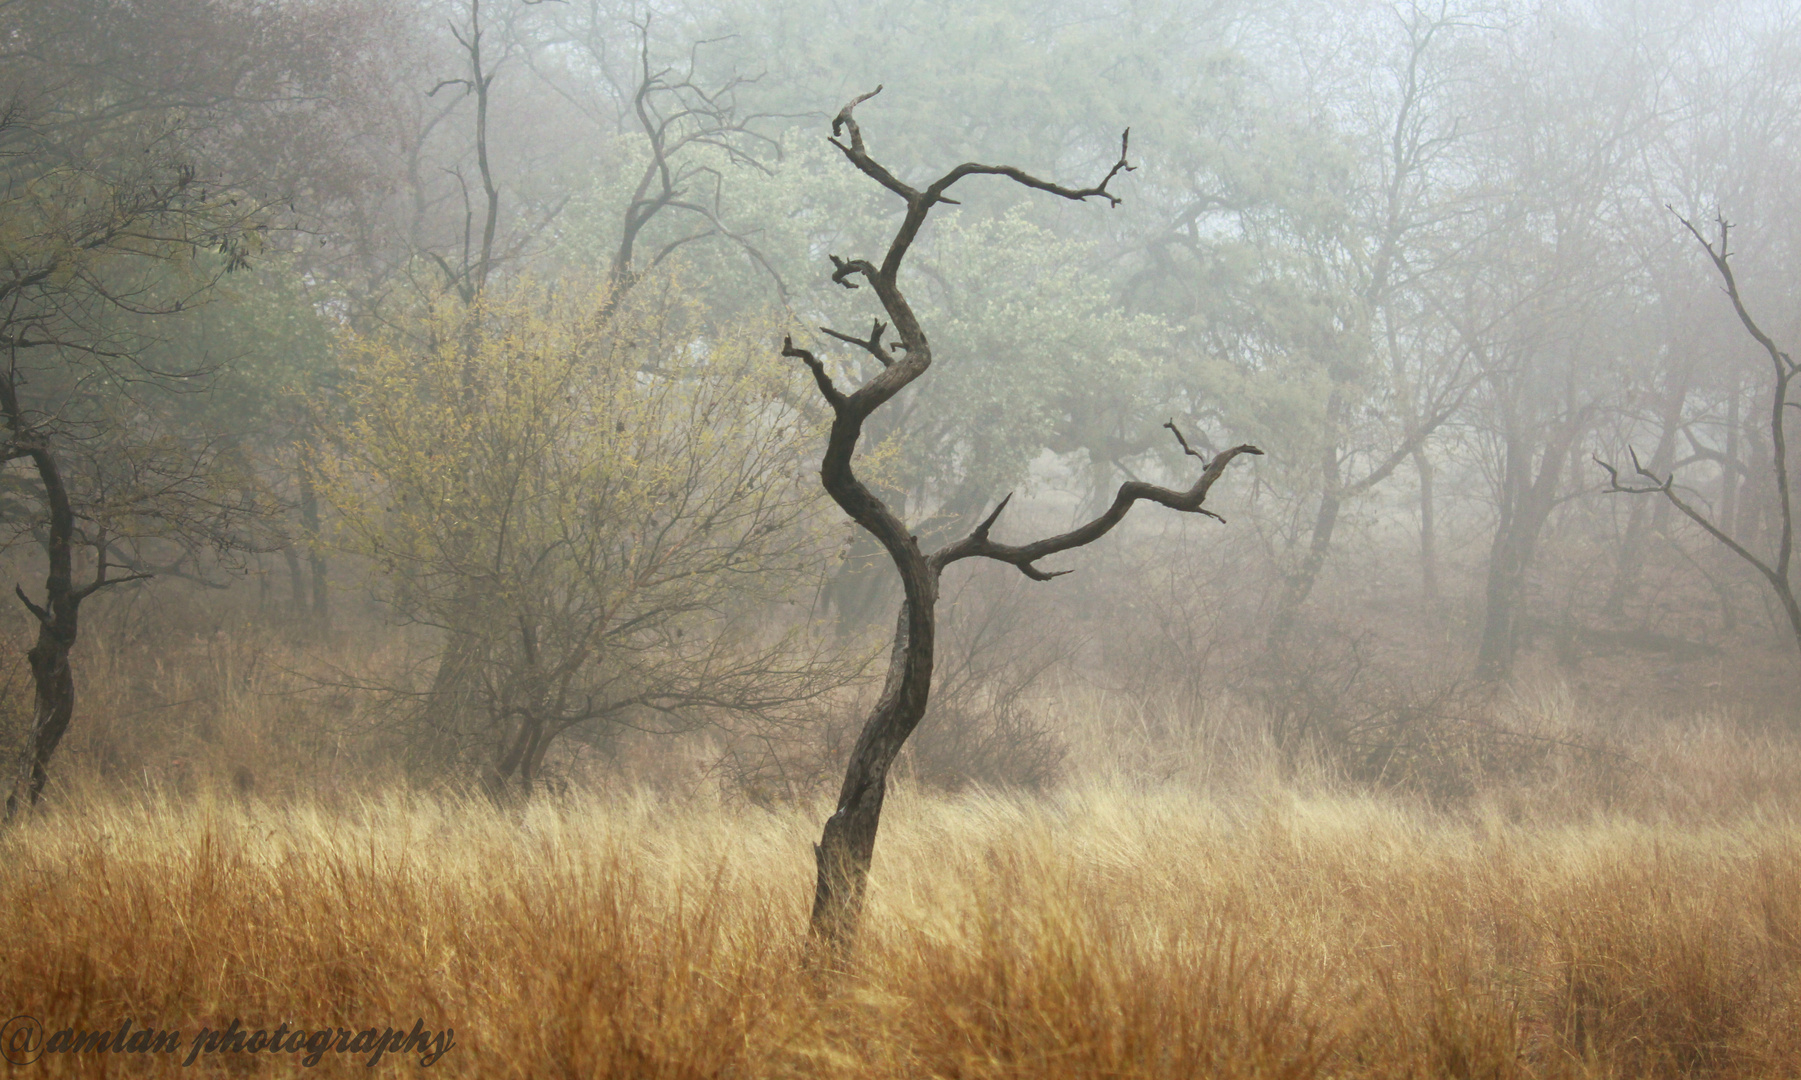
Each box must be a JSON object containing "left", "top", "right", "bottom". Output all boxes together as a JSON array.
[{"left": 3, "top": 775, "right": 1799, "bottom": 1079}]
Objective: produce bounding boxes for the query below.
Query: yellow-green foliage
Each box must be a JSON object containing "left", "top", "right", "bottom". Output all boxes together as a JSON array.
[
  {"left": 316, "top": 272, "right": 836, "bottom": 769},
  {"left": 2, "top": 780, "right": 1798, "bottom": 1078},
  {"left": 324, "top": 273, "right": 821, "bottom": 607}
]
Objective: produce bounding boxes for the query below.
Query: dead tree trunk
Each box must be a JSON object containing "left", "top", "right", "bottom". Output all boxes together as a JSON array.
[
  {"left": 1600, "top": 215, "right": 1801, "bottom": 661},
  {"left": 787, "top": 90, "right": 1260, "bottom": 951}
]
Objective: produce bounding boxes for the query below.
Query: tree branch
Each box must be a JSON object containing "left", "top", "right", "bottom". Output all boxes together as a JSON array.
[
  {"left": 924, "top": 129, "right": 1134, "bottom": 208},
  {"left": 1598, "top": 447, "right": 1780, "bottom": 584},
  {"left": 73, "top": 571, "right": 153, "bottom": 603},
  {"left": 13, "top": 584, "right": 47, "bottom": 625},
  {"left": 782, "top": 336, "right": 843, "bottom": 408},
  {"left": 820, "top": 319, "right": 894, "bottom": 366},
  {"left": 826, "top": 86, "right": 917, "bottom": 201},
  {"left": 932, "top": 434, "right": 1263, "bottom": 580}
]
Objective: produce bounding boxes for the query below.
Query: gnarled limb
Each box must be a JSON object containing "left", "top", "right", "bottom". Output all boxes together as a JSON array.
[
  {"left": 932, "top": 432, "right": 1262, "bottom": 580},
  {"left": 788, "top": 93, "right": 1255, "bottom": 953}
]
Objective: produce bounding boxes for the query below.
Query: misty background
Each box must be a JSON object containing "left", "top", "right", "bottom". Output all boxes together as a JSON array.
[{"left": 2, "top": 0, "right": 1798, "bottom": 809}]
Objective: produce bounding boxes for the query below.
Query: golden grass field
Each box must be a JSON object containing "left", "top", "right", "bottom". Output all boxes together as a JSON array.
[{"left": 4, "top": 726, "right": 1800, "bottom": 1080}]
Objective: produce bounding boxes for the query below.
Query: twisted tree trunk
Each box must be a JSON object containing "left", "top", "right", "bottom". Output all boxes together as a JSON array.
[
  {"left": 2, "top": 441, "right": 150, "bottom": 820},
  {"left": 790, "top": 91, "right": 1260, "bottom": 949}
]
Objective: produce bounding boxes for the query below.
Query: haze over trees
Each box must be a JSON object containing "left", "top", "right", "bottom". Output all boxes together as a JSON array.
[
  {"left": 2, "top": 0, "right": 1800, "bottom": 836},
  {"left": 9, "top": 2, "right": 1801, "bottom": 1074}
]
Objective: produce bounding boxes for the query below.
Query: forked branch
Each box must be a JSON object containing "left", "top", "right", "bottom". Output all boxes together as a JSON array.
[
  {"left": 1598, "top": 447, "right": 1779, "bottom": 585},
  {"left": 780, "top": 336, "right": 842, "bottom": 407},
  {"left": 820, "top": 319, "right": 895, "bottom": 367},
  {"left": 925, "top": 129, "right": 1133, "bottom": 209},
  {"left": 932, "top": 428, "right": 1263, "bottom": 580}
]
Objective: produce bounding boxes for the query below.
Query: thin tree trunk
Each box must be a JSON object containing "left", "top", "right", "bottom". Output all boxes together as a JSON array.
[
  {"left": 1475, "top": 419, "right": 1581, "bottom": 680},
  {"left": 1267, "top": 489, "right": 1339, "bottom": 653},
  {"left": 811, "top": 586, "right": 936, "bottom": 946},
  {"left": 1719, "top": 382, "right": 1743, "bottom": 631},
  {"left": 1415, "top": 448, "right": 1438, "bottom": 602},
  {"left": 1267, "top": 392, "right": 1344, "bottom": 654},
  {"left": 284, "top": 545, "right": 306, "bottom": 615},
  {"left": 8, "top": 576, "right": 77, "bottom": 820},
  {"left": 0, "top": 358, "right": 151, "bottom": 819},
  {"left": 298, "top": 455, "right": 329, "bottom": 628},
  {"left": 793, "top": 92, "right": 1254, "bottom": 953}
]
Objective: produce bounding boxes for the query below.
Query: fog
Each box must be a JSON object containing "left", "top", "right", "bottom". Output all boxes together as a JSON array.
[{"left": 3, "top": 0, "right": 1800, "bottom": 818}]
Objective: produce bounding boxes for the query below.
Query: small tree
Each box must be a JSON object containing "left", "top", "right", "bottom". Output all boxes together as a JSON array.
[
  {"left": 326, "top": 272, "right": 842, "bottom": 796},
  {"left": 0, "top": 118, "right": 270, "bottom": 820},
  {"left": 1599, "top": 215, "right": 1801, "bottom": 659},
  {"left": 786, "top": 89, "right": 1261, "bottom": 947}
]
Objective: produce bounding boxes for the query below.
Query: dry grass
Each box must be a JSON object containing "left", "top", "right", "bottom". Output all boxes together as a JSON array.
[
  {"left": 3, "top": 776, "right": 1799, "bottom": 1079},
  {"left": 5, "top": 608, "right": 1801, "bottom": 1077}
]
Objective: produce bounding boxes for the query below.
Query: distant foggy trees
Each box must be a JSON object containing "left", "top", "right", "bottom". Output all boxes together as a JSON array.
[
  {"left": 8, "top": 0, "right": 1801, "bottom": 810},
  {"left": 0, "top": 0, "right": 381, "bottom": 816}
]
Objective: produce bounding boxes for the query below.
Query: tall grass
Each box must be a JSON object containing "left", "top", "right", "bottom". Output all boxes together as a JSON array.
[
  {"left": 5, "top": 613, "right": 1800, "bottom": 1076},
  {"left": 4, "top": 776, "right": 1798, "bottom": 1078}
]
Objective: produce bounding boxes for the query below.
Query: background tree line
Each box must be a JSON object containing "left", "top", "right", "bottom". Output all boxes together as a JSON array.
[{"left": 4, "top": 0, "right": 1801, "bottom": 812}]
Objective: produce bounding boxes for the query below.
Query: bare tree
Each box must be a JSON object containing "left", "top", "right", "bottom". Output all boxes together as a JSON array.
[
  {"left": 1261, "top": 0, "right": 1478, "bottom": 653},
  {"left": 1600, "top": 215, "right": 1801, "bottom": 660},
  {"left": 785, "top": 89, "right": 1260, "bottom": 948},
  {"left": 602, "top": 19, "right": 784, "bottom": 300}
]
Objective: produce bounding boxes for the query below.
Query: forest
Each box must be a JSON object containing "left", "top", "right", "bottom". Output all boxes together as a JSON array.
[{"left": 2, "top": 0, "right": 1801, "bottom": 1076}]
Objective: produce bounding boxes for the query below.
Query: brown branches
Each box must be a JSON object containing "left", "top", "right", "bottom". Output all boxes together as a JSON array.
[
  {"left": 828, "top": 255, "right": 876, "bottom": 289},
  {"left": 820, "top": 319, "right": 894, "bottom": 367},
  {"left": 926, "top": 130, "right": 1134, "bottom": 209},
  {"left": 932, "top": 430, "right": 1263, "bottom": 580},
  {"left": 1599, "top": 212, "right": 1801, "bottom": 659},
  {"left": 797, "top": 88, "right": 1139, "bottom": 429},
  {"left": 1165, "top": 417, "right": 1206, "bottom": 459},
  {"left": 828, "top": 86, "right": 914, "bottom": 202},
  {"left": 780, "top": 336, "right": 843, "bottom": 408}
]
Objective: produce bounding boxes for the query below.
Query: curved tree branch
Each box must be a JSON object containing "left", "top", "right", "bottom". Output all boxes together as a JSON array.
[{"left": 932, "top": 436, "right": 1262, "bottom": 580}]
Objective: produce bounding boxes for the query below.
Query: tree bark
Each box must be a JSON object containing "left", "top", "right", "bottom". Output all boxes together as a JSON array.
[{"left": 8, "top": 480, "right": 80, "bottom": 820}]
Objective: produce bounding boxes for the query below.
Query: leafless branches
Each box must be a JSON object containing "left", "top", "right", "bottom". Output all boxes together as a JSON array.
[
  {"left": 605, "top": 17, "right": 785, "bottom": 302},
  {"left": 1598, "top": 214, "right": 1801, "bottom": 658},
  {"left": 931, "top": 433, "right": 1263, "bottom": 581},
  {"left": 790, "top": 90, "right": 1256, "bottom": 948}
]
